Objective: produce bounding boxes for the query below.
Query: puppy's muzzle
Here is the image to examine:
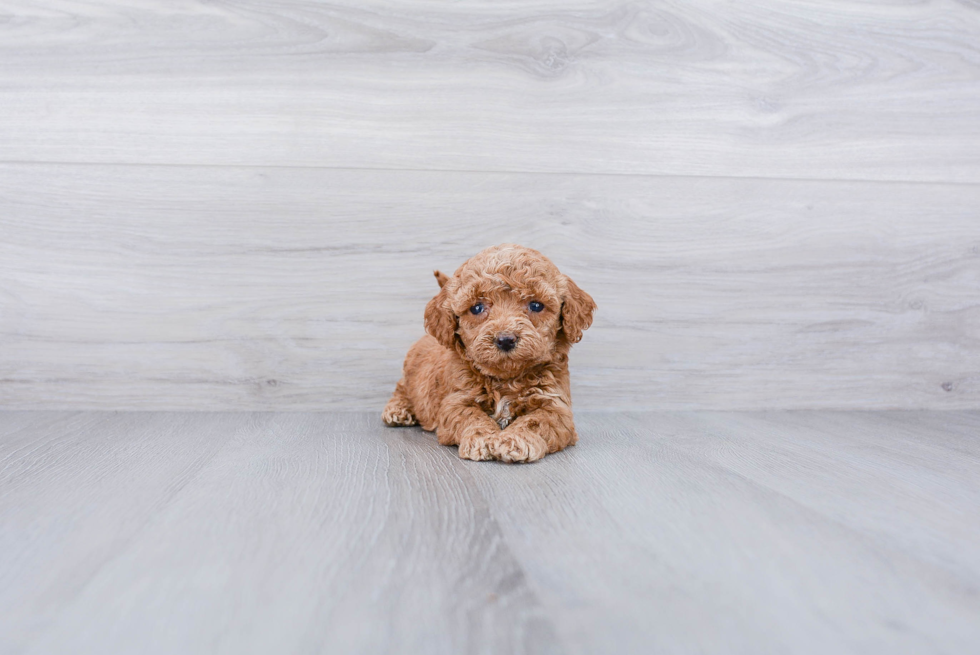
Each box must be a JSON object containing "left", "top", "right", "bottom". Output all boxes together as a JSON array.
[{"left": 495, "top": 333, "right": 518, "bottom": 352}]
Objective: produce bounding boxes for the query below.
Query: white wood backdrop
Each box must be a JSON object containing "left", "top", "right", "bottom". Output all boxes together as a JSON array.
[{"left": 1, "top": 0, "right": 978, "bottom": 410}]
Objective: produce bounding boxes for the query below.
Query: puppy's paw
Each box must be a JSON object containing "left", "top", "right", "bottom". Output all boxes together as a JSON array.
[
  {"left": 492, "top": 428, "right": 548, "bottom": 464},
  {"left": 382, "top": 397, "right": 417, "bottom": 427},
  {"left": 458, "top": 434, "right": 495, "bottom": 461}
]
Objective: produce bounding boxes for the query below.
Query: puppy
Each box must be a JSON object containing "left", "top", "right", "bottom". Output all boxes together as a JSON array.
[{"left": 383, "top": 244, "right": 596, "bottom": 463}]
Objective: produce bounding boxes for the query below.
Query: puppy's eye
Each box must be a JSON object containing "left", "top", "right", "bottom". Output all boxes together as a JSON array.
[
  {"left": 528, "top": 301, "right": 544, "bottom": 313},
  {"left": 470, "top": 303, "right": 485, "bottom": 315}
]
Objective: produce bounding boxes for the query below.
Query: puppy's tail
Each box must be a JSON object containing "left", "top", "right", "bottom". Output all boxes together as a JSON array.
[{"left": 433, "top": 270, "right": 449, "bottom": 288}]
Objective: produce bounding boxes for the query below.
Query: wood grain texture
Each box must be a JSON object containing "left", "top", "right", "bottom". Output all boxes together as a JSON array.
[
  {"left": 2, "top": 411, "right": 979, "bottom": 654},
  {"left": 0, "top": 411, "right": 244, "bottom": 653},
  {"left": 11, "top": 412, "right": 559, "bottom": 655},
  {"left": 466, "top": 410, "right": 980, "bottom": 654},
  {"left": 2, "top": 163, "right": 978, "bottom": 410},
  {"left": 1, "top": 0, "right": 979, "bottom": 181}
]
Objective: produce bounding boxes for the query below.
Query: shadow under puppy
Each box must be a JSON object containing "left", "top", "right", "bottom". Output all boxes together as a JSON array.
[{"left": 383, "top": 244, "right": 596, "bottom": 463}]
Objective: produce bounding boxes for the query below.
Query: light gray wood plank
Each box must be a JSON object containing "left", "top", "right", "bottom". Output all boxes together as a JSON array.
[
  {"left": 5, "top": 411, "right": 979, "bottom": 654},
  {"left": 1, "top": 1, "right": 979, "bottom": 181},
  {"left": 668, "top": 411, "right": 980, "bottom": 585},
  {"left": 0, "top": 412, "right": 244, "bottom": 653},
  {"left": 22, "top": 413, "right": 560, "bottom": 655},
  {"left": 465, "top": 411, "right": 980, "bottom": 655},
  {"left": 0, "top": 411, "right": 77, "bottom": 440},
  {"left": 2, "top": 163, "right": 978, "bottom": 410}
]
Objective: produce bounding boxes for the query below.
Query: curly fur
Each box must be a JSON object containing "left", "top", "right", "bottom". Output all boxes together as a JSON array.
[{"left": 382, "top": 244, "right": 596, "bottom": 463}]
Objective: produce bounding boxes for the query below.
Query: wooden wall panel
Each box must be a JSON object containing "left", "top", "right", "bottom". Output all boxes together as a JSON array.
[
  {"left": 2, "top": 164, "right": 977, "bottom": 409},
  {"left": 0, "top": 1, "right": 979, "bottom": 181}
]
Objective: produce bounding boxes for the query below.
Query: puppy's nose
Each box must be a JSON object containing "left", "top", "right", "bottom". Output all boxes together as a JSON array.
[{"left": 495, "top": 333, "right": 518, "bottom": 352}]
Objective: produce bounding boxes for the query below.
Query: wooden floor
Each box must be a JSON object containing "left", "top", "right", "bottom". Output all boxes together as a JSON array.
[{"left": 2, "top": 411, "right": 978, "bottom": 654}]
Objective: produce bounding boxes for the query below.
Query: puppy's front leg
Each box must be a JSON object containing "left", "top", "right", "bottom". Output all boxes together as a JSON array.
[
  {"left": 495, "top": 403, "right": 576, "bottom": 463},
  {"left": 437, "top": 394, "right": 502, "bottom": 461}
]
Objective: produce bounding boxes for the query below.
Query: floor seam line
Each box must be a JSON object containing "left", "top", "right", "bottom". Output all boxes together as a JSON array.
[{"left": 1, "top": 159, "right": 978, "bottom": 187}]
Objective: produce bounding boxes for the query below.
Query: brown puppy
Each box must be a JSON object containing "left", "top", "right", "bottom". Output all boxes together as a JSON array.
[{"left": 383, "top": 244, "right": 596, "bottom": 463}]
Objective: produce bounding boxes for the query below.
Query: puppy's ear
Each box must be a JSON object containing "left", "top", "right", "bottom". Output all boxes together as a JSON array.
[
  {"left": 560, "top": 275, "right": 596, "bottom": 344},
  {"left": 424, "top": 283, "right": 457, "bottom": 348}
]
